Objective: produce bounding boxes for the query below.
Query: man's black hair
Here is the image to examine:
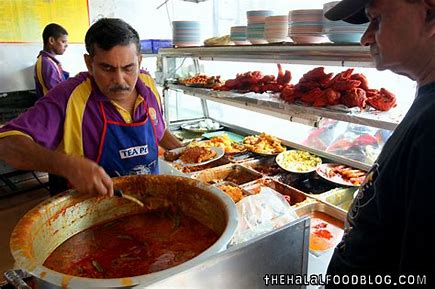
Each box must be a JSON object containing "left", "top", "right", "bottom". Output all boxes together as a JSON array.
[
  {"left": 42, "top": 23, "right": 68, "bottom": 45},
  {"left": 85, "top": 18, "right": 141, "bottom": 56}
]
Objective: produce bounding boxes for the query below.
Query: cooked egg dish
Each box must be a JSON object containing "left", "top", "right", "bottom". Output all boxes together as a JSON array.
[{"left": 277, "top": 150, "right": 322, "bottom": 173}]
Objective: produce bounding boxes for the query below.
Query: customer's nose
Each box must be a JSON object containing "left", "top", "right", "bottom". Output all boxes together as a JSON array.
[{"left": 360, "top": 25, "right": 374, "bottom": 47}]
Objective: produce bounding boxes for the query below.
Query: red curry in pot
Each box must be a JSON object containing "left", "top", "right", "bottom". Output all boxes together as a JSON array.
[{"left": 43, "top": 210, "right": 219, "bottom": 278}]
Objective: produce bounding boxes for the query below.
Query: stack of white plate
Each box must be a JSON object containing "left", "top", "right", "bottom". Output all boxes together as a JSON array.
[
  {"left": 265, "top": 15, "right": 290, "bottom": 43},
  {"left": 323, "top": 1, "right": 368, "bottom": 44},
  {"left": 230, "top": 26, "right": 249, "bottom": 45},
  {"left": 172, "top": 21, "right": 201, "bottom": 47},
  {"left": 288, "top": 9, "right": 326, "bottom": 44},
  {"left": 247, "top": 10, "right": 273, "bottom": 44}
]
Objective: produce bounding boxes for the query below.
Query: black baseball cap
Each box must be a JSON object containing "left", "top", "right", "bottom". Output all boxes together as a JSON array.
[{"left": 324, "top": 0, "right": 371, "bottom": 24}]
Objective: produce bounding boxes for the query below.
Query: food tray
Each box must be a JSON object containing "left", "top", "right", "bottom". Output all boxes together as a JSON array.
[
  {"left": 294, "top": 202, "right": 346, "bottom": 222},
  {"left": 242, "top": 158, "right": 286, "bottom": 177},
  {"left": 169, "top": 146, "right": 225, "bottom": 167},
  {"left": 277, "top": 173, "right": 338, "bottom": 195},
  {"left": 317, "top": 187, "right": 357, "bottom": 213},
  {"left": 241, "top": 179, "right": 309, "bottom": 207},
  {"left": 227, "top": 151, "right": 256, "bottom": 163},
  {"left": 215, "top": 181, "right": 254, "bottom": 201},
  {"left": 179, "top": 156, "right": 232, "bottom": 174},
  {"left": 159, "top": 155, "right": 231, "bottom": 175},
  {"left": 191, "top": 164, "right": 263, "bottom": 185},
  {"left": 294, "top": 202, "right": 346, "bottom": 256}
]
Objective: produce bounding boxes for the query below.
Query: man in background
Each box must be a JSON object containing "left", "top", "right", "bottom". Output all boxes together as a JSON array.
[{"left": 34, "top": 23, "right": 69, "bottom": 99}]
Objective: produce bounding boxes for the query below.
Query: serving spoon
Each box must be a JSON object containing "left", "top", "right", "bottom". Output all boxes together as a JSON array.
[{"left": 114, "top": 189, "right": 144, "bottom": 207}]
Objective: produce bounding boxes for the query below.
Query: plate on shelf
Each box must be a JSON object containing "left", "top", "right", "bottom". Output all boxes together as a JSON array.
[
  {"left": 242, "top": 133, "right": 287, "bottom": 156},
  {"left": 188, "top": 138, "right": 247, "bottom": 155},
  {"left": 316, "top": 163, "right": 365, "bottom": 187},
  {"left": 276, "top": 150, "right": 322, "bottom": 174},
  {"left": 202, "top": 131, "right": 245, "bottom": 143},
  {"left": 184, "top": 83, "right": 213, "bottom": 88},
  {"left": 181, "top": 122, "right": 223, "bottom": 133},
  {"left": 252, "top": 149, "right": 285, "bottom": 157},
  {"left": 170, "top": 146, "right": 225, "bottom": 167}
]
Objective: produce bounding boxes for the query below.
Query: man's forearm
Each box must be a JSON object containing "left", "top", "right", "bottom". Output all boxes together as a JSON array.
[
  {"left": 0, "top": 135, "right": 114, "bottom": 196},
  {"left": 0, "top": 135, "right": 70, "bottom": 177},
  {"left": 159, "top": 129, "right": 183, "bottom": 150}
]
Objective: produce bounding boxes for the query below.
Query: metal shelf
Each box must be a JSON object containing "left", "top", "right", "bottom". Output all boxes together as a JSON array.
[
  {"left": 167, "top": 84, "right": 402, "bottom": 131},
  {"left": 159, "top": 44, "right": 374, "bottom": 67}
]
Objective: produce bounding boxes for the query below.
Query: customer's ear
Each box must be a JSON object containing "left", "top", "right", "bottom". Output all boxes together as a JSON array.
[
  {"left": 424, "top": 0, "right": 435, "bottom": 20},
  {"left": 423, "top": 0, "right": 435, "bottom": 37}
]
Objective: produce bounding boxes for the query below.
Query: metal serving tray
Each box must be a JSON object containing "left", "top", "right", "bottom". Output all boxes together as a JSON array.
[
  {"left": 215, "top": 181, "right": 254, "bottom": 201},
  {"left": 159, "top": 155, "right": 232, "bottom": 176},
  {"left": 241, "top": 179, "right": 311, "bottom": 207},
  {"left": 317, "top": 187, "right": 357, "bottom": 213},
  {"left": 275, "top": 172, "right": 338, "bottom": 195},
  {"left": 295, "top": 202, "right": 346, "bottom": 257},
  {"left": 191, "top": 164, "right": 263, "bottom": 185},
  {"left": 147, "top": 216, "right": 310, "bottom": 289},
  {"left": 242, "top": 158, "right": 287, "bottom": 177},
  {"left": 294, "top": 201, "right": 346, "bottom": 223}
]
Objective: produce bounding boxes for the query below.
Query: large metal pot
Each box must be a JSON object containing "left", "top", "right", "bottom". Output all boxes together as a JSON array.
[{"left": 10, "top": 175, "right": 238, "bottom": 288}]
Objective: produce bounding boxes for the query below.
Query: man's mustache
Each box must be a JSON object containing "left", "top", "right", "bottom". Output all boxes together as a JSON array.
[{"left": 110, "top": 85, "right": 130, "bottom": 92}]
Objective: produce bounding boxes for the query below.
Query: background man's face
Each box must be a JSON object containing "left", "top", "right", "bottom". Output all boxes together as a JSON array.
[{"left": 52, "top": 35, "right": 68, "bottom": 55}]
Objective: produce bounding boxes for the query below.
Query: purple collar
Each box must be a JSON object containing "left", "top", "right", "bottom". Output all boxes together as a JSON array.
[{"left": 38, "top": 50, "right": 60, "bottom": 64}]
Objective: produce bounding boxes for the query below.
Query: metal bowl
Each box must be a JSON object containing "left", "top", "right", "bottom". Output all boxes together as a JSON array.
[{"left": 10, "top": 175, "right": 238, "bottom": 288}]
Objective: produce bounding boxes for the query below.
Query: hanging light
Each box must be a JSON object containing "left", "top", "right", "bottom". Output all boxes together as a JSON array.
[{"left": 157, "top": 0, "right": 209, "bottom": 9}]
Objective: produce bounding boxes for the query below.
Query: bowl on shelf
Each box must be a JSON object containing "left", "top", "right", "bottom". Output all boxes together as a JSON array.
[
  {"left": 172, "top": 21, "right": 202, "bottom": 47},
  {"left": 326, "top": 32, "right": 364, "bottom": 44},
  {"left": 230, "top": 25, "right": 249, "bottom": 45},
  {"left": 289, "top": 33, "right": 328, "bottom": 44}
]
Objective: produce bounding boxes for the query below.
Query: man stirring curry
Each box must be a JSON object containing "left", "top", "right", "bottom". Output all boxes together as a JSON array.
[{"left": 0, "top": 18, "right": 182, "bottom": 196}]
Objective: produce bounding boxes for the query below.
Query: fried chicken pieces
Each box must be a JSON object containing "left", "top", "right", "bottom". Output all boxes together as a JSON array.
[
  {"left": 324, "top": 164, "right": 366, "bottom": 186},
  {"left": 243, "top": 133, "right": 286, "bottom": 155},
  {"left": 164, "top": 147, "right": 217, "bottom": 164},
  {"left": 189, "top": 135, "right": 246, "bottom": 154},
  {"left": 280, "top": 67, "right": 397, "bottom": 111},
  {"left": 213, "top": 64, "right": 291, "bottom": 93},
  {"left": 218, "top": 185, "right": 244, "bottom": 203},
  {"left": 179, "top": 147, "right": 217, "bottom": 164},
  {"left": 211, "top": 64, "right": 397, "bottom": 112}
]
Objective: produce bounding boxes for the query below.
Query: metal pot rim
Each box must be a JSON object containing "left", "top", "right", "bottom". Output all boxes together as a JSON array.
[{"left": 10, "top": 175, "right": 238, "bottom": 288}]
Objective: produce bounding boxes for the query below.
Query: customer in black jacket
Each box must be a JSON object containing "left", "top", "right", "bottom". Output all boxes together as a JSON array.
[{"left": 324, "top": 0, "right": 435, "bottom": 287}]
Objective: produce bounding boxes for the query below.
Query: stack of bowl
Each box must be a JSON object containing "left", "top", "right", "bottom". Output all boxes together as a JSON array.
[
  {"left": 288, "top": 9, "right": 326, "bottom": 44},
  {"left": 265, "top": 15, "right": 290, "bottom": 43},
  {"left": 230, "top": 26, "right": 249, "bottom": 45},
  {"left": 323, "top": 1, "right": 368, "bottom": 44},
  {"left": 172, "top": 21, "right": 201, "bottom": 47},
  {"left": 247, "top": 10, "right": 273, "bottom": 44}
]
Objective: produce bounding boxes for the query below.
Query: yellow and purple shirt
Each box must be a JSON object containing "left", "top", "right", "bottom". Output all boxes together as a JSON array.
[
  {"left": 0, "top": 71, "right": 165, "bottom": 162},
  {"left": 34, "top": 50, "right": 68, "bottom": 99}
]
